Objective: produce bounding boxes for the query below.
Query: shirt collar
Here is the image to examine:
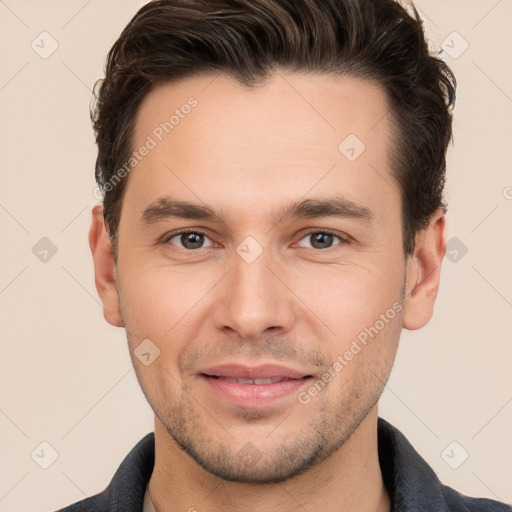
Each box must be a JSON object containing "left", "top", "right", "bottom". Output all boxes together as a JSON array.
[
  {"left": 377, "top": 417, "right": 450, "bottom": 511},
  {"left": 96, "top": 418, "right": 480, "bottom": 511}
]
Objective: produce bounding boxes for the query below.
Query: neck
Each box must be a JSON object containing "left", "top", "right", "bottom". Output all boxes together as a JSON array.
[{"left": 148, "top": 407, "right": 390, "bottom": 512}]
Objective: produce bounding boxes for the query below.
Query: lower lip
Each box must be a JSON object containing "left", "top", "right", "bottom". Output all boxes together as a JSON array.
[{"left": 200, "top": 375, "right": 311, "bottom": 408}]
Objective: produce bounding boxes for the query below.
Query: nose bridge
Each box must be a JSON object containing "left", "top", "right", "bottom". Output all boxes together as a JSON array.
[{"left": 213, "top": 242, "right": 294, "bottom": 338}]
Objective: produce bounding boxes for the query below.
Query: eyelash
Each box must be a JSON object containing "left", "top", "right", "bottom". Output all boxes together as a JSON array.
[{"left": 162, "top": 229, "right": 348, "bottom": 252}]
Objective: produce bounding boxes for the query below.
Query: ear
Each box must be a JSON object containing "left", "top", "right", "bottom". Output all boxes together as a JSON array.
[
  {"left": 402, "top": 208, "right": 446, "bottom": 330},
  {"left": 88, "top": 204, "right": 124, "bottom": 327}
]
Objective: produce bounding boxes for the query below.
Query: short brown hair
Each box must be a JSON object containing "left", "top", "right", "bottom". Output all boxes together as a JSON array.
[{"left": 91, "top": 0, "right": 456, "bottom": 256}]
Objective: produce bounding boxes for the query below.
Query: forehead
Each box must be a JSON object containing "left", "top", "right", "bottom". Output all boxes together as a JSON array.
[{"left": 125, "top": 71, "right": 399, "bottom": 226}]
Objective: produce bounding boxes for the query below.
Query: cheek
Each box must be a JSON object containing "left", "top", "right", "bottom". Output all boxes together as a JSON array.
[
  {"left": 323, "top": 302, "right": 402, "bottom": 407},
  {"left": 119, "top": 269, "right": 200, "bottom": 398},
  {"left": 290, "top": 258, "right": 404, "bottom": 344},
  {"left": 118, "top": 265, "right": 211, "bottom": 342}
]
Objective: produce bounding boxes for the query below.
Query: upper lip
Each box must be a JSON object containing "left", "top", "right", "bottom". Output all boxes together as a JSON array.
[{"left": 200, "top": 363, "right": 312, "bottom": 380}]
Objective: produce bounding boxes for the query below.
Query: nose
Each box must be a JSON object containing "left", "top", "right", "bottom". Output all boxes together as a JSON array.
[{"left": 213, "top": 247, "right": 296, "bottom": 341}]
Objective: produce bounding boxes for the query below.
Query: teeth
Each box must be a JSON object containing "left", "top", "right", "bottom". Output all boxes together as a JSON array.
[
  {"left": 254, "top": 378, "right": 282, "bottom": 385},
  {"left": 222, "top": 377, "right": 286, "bottom": 385}
]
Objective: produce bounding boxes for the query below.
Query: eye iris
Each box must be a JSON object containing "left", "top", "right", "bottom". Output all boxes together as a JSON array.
[
  {"left": 311, "top": 232, "right": 333, "bottom": 249},
  {"left": 181, "top": 232, "right": 204, "bottom": 249}
]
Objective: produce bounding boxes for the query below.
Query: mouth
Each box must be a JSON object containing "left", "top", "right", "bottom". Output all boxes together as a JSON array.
[
  {"left": 198, "top": 363, "right": 314, "bottom": 408},
  {"left": 208, "top": 376, "right": 302, "bottom": 385}
]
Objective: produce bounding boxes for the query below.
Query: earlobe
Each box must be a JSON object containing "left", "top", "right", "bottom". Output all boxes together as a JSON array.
[
  {"left": 402, "top": 209, "right": 446, "bottom": 331},
  {"left": 88, "top": 204, "right": 124, "bottom": 327}
]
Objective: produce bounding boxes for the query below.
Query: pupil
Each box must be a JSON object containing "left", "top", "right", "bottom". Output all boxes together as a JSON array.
[
  {"left": 312, "top": 233, "right": 333, "bottom": 249},
  {"left": 182, "top": 233, "right": 203, "bottom": 249}
]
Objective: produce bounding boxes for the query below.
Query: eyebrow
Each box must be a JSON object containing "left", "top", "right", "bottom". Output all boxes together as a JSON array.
[{"left": 139, "top": 195, "right": 373, "bottom": 226}]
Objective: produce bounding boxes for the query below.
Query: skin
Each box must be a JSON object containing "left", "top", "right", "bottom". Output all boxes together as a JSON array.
[{"left": 89, "top": 71, "right": 445, "bottom": 511}]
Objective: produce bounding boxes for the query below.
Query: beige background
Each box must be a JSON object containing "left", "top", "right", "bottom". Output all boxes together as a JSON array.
[{"left": 0, "top": 0, "right": 511, "bottom": 510}]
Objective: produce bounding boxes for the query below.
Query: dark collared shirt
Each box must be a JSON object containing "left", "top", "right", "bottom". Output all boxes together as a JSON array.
[{"left": 56, "top": 418, "right": 511, "bottom": 511}]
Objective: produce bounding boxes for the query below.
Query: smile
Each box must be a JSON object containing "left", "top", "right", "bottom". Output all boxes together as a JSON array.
[{"left": 198, "top": 363, "right": 314, "bottom": 408}]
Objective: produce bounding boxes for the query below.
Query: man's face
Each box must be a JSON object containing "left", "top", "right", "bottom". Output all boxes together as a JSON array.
[{"left": 114, "top": 72, "right": 407, "bottom": 482}]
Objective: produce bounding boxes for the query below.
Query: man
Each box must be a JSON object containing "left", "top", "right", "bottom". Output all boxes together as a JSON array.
[{"left": 58, "top": 0, "right": 510, "bottom": 510}]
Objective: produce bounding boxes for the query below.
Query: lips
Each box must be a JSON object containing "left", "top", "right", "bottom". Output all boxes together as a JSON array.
[
  {"left": 200, "top": 363, "right": 310, "bottom": 380},
  {"left": 220, "top": 377, "right": 290, "bottom": 385},
  {"left": 199, "top": 363, "right": 313, "bottom": 408}
]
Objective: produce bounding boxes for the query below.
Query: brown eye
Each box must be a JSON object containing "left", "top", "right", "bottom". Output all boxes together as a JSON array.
[{"left": 166, "top": 231, "right": 213, "bottom": 250}]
